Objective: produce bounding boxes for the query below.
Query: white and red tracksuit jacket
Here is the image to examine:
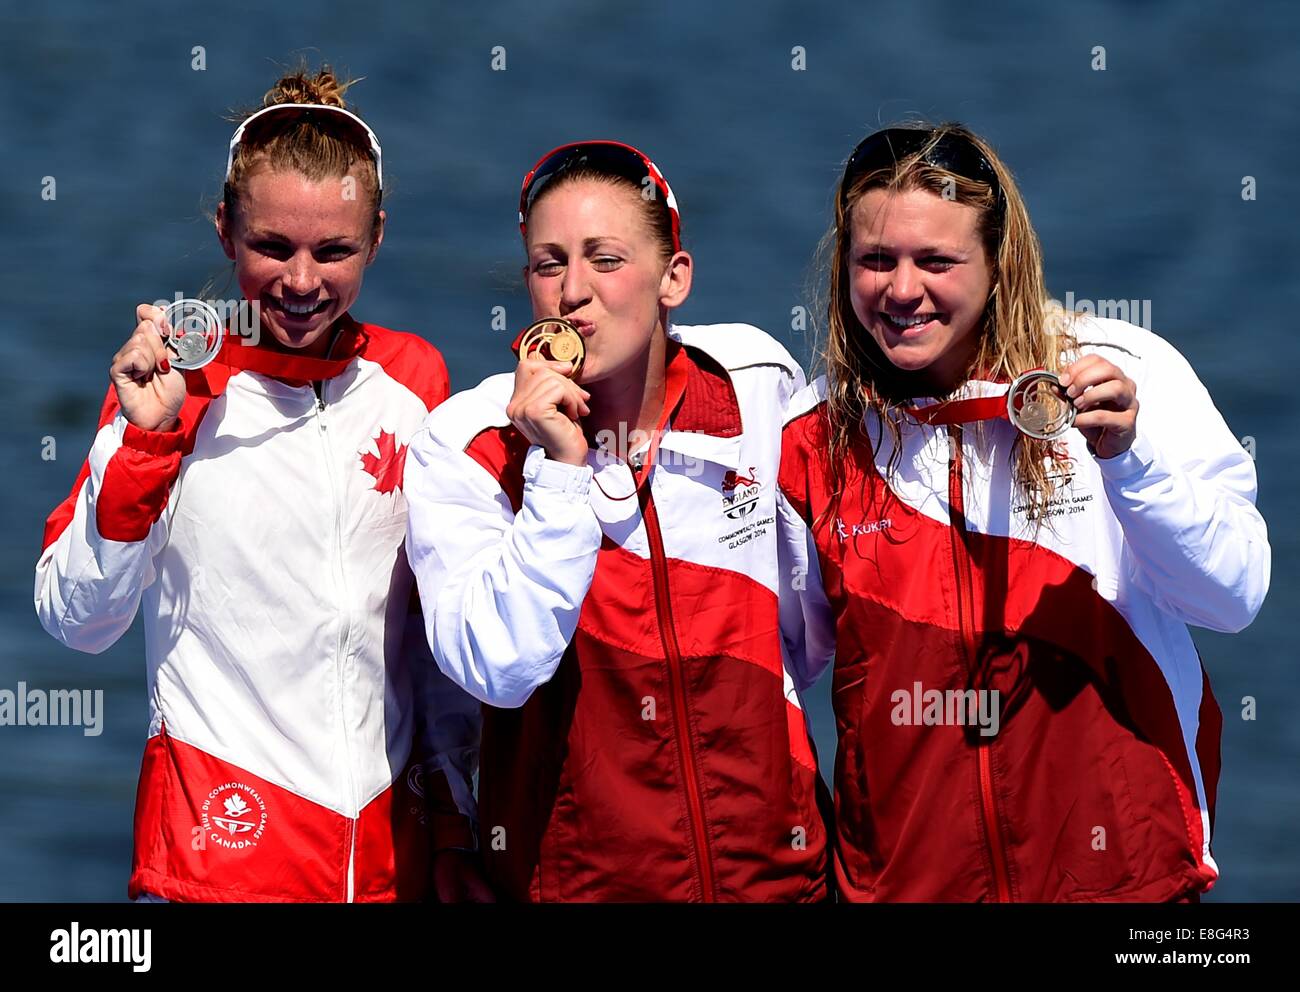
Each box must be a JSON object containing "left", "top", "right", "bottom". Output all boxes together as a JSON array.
[
  {"left": 34, "top": 316, "right": 478, "bottom": 902},
  {"left": 404, "top": 322, "right": 830, "bottom": 901},
  {"left": 778, "top": 315, "right": 1270, "bottom": 902}
]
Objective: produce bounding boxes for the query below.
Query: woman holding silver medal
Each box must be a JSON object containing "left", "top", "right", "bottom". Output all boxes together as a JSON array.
[
  {"left": 34, "top": 65, "right": 478, "bottom": 902},
  {"left": 404, "top": 140, "right": 831, "bottom": 901},
  {"left": 778, "top": 123, "right": 1271, "bottom": 901}
]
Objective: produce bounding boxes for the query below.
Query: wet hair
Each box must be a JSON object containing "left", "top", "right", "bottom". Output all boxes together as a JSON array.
[
  {"left": 814, "top": 121, "right": 1077, "bottom": 522},
  {"left": 222, "top": 61, "right": 381, "bottom": 227}
]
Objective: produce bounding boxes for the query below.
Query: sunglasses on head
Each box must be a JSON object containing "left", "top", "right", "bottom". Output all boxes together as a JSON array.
[
  {"left": 840, "top": 126, "right": 1002, "bottom": 216},
  {"left": 518, "top": 140, "right": 681, "bottom": 252}
]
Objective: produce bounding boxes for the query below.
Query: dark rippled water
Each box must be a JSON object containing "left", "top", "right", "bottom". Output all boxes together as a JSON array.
[{"left": 1, "top": 0, "right": 1296, "bottom": 900}]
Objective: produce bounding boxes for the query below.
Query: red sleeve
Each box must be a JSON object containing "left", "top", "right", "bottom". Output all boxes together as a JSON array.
[
  {"left": 41, "top": 387, "right": 120, "bottom": 553},
  {"left": 780, "top": 412, "right": 820, "bottom": 527},
  {"left": 42, "top": 377, "right": 224, "bottom": 550},
  {"left": 464, "top": 426, "right": 530, "bottom": 515},
  {"left": 97, "top": 419, "right": 189, "bottom": 542}
]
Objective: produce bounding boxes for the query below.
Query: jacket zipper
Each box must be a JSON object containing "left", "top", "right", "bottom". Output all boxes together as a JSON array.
[
  {"left": 945, "top": 424, "right": 1013, "bottom": 903},
  {"left": 637, "top": 478, "right": 717, "bottom": 902},
  {"left": 312, "top": 387, "right": 358, "bottom": 902}
]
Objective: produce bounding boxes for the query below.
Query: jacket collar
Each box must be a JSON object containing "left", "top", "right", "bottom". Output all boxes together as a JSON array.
[
  {"left": 656, "top": 339, "right": 744, "bottom": 469},
  {"left": 589, "top": 337, "right": 747, "bottom": 486},
  {"left": 215, "top": 314, "right": 366, "bottom": 387}
]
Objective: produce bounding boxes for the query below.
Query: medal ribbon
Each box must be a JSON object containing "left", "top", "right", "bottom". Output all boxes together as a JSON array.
[{"left": 903, "top": 394, "right": 1010, "bottom": 426}]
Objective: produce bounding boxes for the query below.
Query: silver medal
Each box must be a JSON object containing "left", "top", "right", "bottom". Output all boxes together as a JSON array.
[
  {"left": 162, "top": 299, "right": 224, "bottom": 370},
  {"left": 1007, "top": 369, "right": 1076, "bottom": 440}
]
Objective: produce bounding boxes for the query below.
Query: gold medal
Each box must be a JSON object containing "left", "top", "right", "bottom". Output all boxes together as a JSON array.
[
  {"left": 517, "top": 317, "right": 585, "bottom": 378},
  {"left": 1007, "top": 369, "right": 1076, "bottom": 440}
]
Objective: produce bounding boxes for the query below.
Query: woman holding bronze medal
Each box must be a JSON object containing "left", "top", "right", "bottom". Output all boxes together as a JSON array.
[
  {"left": 778, "top": 123, "right": 1271, "bottom": 901},
  {"left": 404, "top": 140, "right": 830, "bottom": 901},
  {"left": 34, "top": 65, "right": 477, "bottom": 901}
]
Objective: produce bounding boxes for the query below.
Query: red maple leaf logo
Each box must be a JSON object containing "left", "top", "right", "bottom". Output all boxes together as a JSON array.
[{"left": 360, "top": 430, "right": 407, "bottom": 495}]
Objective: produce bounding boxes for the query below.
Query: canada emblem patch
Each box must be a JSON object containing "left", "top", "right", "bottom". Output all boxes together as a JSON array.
[{"left": 360, "top": 430, "right": 408, "bottom": 495}]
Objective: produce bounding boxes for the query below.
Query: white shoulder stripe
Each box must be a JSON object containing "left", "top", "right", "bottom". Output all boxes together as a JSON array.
[
  {"left": 669, "top": 322, "right": 801, "bottom": 377},
  {"left": 421, "top": 373, "right": 514, "bottom": 451},
  {"left": 784, "top": 376, "right": 828, "bottom": 426}
]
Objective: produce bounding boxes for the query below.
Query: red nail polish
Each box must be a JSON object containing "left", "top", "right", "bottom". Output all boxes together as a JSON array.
[{"left": 160, "top": 358, "right": 171, "bottom": 373}]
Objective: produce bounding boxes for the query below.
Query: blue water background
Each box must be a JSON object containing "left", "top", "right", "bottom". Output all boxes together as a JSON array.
[{"left": 0, "top": 0, "right": 1295, "bottom": 899}]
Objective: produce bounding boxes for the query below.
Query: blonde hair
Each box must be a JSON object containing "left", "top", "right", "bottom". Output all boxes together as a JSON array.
[
  {"left": 814, "top": 122, "right": 1076, "bottom": 523},
  {"left": 223, "top": 61, "right": 380, "bottom": 221}
]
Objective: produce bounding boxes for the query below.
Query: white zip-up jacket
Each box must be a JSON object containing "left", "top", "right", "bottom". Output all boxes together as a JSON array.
[
  {"left": 778, "top": 315, "right": 1270, "bottom": 901},
  {"left": 34, "top": 318, "right": 477, "bottom": 902}
]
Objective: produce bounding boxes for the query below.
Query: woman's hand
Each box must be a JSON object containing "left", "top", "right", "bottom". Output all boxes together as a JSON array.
[
  {"left": 110, "top": 304, "right": 187, "bottom": 432},
  {"left": 432, "top": 849, "right": 497, "bottom": 903},
  {"left": 1059, "top": 355, "right": 1139, "bottom": 459},
  {"left": 506, "top": 357, "right": 591, "bottom": 467}
]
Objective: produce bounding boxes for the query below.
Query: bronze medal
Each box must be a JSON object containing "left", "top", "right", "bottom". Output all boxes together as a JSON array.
[{"left": 517, "top": 317, "right": 585, "bottom": 378}]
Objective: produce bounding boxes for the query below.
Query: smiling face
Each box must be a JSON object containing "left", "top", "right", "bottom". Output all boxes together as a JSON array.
[
  {"left": 217, "top": 165, "right": 383, "bottom": 357},
  {"left": 523, "top": 177, "right": 690, "bottom": 385},
  {"left": 846, "top": 187, "right": 993, "bottom": 393}
]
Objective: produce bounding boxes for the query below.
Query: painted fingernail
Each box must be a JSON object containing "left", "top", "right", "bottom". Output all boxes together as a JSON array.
[{"left": 160, "top": 358, "right": 171, "bottom": 373}]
